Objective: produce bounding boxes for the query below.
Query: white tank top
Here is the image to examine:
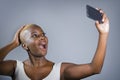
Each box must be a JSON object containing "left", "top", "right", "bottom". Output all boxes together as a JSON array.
[{"left": 15, "top": 60, "right": 62, "bottom": 80}]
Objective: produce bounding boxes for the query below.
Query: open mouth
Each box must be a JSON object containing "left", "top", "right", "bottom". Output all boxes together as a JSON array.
[
  {"left": 39, "top": 44, "right": 46, "bottom": 49},
  {"left": 39, "top": 42, "right": 47, "bottom": 50}
]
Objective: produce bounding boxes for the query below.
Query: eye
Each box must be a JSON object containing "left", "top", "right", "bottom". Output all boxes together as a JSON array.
[
  {"left": 41, "top": 32, "right": 46, "bottom": 37},
  {"left": 32, "top": 34, "right": 38, "bottom": 38}
]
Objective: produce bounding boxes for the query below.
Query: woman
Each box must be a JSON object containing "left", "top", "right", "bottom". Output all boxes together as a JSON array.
[{"left": 0, "top": 9, "right": 109, "bottom": 80}]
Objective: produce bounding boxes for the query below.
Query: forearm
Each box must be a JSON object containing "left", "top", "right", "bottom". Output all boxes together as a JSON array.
[
  {"left": 0, "top": 42, "right": 18, "bottom": 61},
  {"left": 91, "top": 33, "right": 108, "bottom": 73}
]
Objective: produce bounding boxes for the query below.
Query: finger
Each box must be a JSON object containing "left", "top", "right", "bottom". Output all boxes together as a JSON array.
[
  {"left": 96, "top": 8, "right": 103, "bottom": 13},
  {"left": 96, "top": 8, "right": 99, "bottom": 10},
  {"left": 99, "top": 9, "right": 104, "bottom": 14},
  {"left": 102, "top": 12, "right": 108, "bottom": 23},
  {"left": 95, "top": 21, "right": 99, "bottom": 26},
  {"left": 102, "top": 13, "right": 105, "bottom": 22},
  {"left": 17, "top": 25, "right": 25, "bottom": 33},
  {"left": 18, "top": 25, "right": 26, "bottom": 39},
  {"left": 104, "top": 15, "right": 109, "bottom": 23},
  {"left": 18, "top": 25, "right": 26, "bottom": 34},
  {"left": 20, "top": 25, "right": 26, "bottom": 31}
]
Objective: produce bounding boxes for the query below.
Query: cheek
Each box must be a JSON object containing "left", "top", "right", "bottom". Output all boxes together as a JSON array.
[
  {"left": 45, "top": 37, "right": 48, "bottom": 43},
  {"left": 26, "top": 39, "right": 38, "bottom": 51},
  {"left": 28, "top": 43, "right": 38, "bottom": 54}
]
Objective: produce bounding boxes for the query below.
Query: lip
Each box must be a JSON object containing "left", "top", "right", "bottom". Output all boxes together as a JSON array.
[{"left": 39, "top": 41, "right": 47, "bottom": 51}]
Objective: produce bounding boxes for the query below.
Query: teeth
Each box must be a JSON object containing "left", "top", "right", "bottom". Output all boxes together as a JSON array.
[
  {"left": 39, "top": 41, "right": 47, "bottom": 50},
  {"left": 40, "top": 45, "right": 44, "bottom": 49},
  {"left": 39, "top": 44, "right": 46, "bottom": 50}
]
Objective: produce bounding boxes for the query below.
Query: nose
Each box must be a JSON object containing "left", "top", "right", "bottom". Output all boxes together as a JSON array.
[{"left": 39, "top": 36, "right": 45, "bottom": 41}]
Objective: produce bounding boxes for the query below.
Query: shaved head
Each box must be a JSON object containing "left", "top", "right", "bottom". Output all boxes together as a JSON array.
[{"left": 20, "top": 24, "right": 43, "bottom": 44}]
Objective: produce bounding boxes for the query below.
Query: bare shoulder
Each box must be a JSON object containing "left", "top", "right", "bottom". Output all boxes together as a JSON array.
[
  {"left": 0, "top": 60, "right": 17, "bottom": 76},
  {"left": 61, "top": 62, "right": 76, "bottom": 69},
  {"left": 60, "top": 62, "right": 77, "bottom": 78},
  {"left": 61, "top": 62, "right": 78, "bottom": 73},
  {"left": 60, "top": 62, "right": 92, "bottom": 80},
  {"left": 0, "top": 60, "right": 17, "bottom": 67}
]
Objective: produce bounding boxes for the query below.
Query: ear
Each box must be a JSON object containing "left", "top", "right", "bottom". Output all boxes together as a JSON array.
[{"left": 22, "top": 43, "right": 28, "bottom": 51}]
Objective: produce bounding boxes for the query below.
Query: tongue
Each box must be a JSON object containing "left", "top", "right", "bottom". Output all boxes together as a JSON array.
[{"left": 40, "top": 45, "right": 44, "bottom": 49}]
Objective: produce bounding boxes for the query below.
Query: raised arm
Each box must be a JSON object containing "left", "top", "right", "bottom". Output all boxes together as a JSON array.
[
  {"left": 0, "top": 26, "right": 24, "bottom": 61},
  {"left": 62, "top": 9, "right": 109, "bottom": 80},
  {"left": 91, "top": 9, "right": 109, "bottom": 73},
  {"left": 0, "top": 26, "right": 24, "bottom": 76}
]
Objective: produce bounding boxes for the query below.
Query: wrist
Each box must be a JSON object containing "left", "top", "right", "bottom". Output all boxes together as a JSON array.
[
  {"left": 99, "top": 33, "right": 109, "bottom": 41},
  {"left": 99, "top": 32, "right": 109, "bottom": 36}
]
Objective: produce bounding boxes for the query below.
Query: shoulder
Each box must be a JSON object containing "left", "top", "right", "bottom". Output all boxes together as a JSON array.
[
  {"left": 0, "top": 60, "right": 17, "bottom": 68},
  {"left": 61, "top": 62, "right": 77, "bottom": 70},
  {"left": 60, "top": 62, "right": 77, "bottom": 76},
  {"left": 0, "top": 60, "right": 17, "bottom": 76}
]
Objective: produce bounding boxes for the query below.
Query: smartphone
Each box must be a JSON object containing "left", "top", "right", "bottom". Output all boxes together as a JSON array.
[{"left": 86, "top": 5, "right": 103, "bottom": 23}]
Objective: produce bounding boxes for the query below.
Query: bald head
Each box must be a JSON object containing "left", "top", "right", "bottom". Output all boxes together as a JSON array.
[{"left": 20, "top": 24, "right": 43, "bottom": 44}]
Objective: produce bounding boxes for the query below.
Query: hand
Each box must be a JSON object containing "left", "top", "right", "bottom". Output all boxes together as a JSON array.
[
  {"left": 95, "top": 9, "right": 109, "bottom": 35},
  {"left": 12, "top": 26, "right": 25, "bottom": 47}
]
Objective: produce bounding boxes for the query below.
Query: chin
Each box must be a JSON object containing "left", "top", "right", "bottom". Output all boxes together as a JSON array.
[{"left": 40, "top": 52, "right": 47, "bottom": 57}]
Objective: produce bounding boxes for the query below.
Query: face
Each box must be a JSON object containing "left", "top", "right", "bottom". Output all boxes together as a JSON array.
[{"left": 20, "top": 24, "right": 48, "bottom": 57}]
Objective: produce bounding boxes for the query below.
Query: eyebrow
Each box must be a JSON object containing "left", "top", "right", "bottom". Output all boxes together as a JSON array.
[
  {"left": 31, "top": 31, "right": 38, "bottom": 34},
  {"left": 31, "top": 31, "right": 45, "bottom": 35}
]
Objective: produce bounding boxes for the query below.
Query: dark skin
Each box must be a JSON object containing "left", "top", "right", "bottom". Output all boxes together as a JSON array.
[{"left": 0, "top": 9, "right": 109, "bottom": 80}]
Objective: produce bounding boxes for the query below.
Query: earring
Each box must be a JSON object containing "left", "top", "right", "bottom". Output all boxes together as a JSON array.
[
  {"left": 22, "top": 44, "right": 25, "bottom": 47},
  {"left": 22, "top": 44, "right": 28, "bottom": 50}
]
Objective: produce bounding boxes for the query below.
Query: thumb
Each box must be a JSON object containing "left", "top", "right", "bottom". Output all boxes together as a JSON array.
[{"left": 95, "top": 21, "right": 99, "bottom": 28}]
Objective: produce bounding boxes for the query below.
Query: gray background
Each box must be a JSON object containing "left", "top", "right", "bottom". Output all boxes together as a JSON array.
[{"left": 0, "top": 0, "right": 120, "bottom": 80}]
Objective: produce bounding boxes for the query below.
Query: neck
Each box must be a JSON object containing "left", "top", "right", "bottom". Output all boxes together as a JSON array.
[{"left": 28, "top": 54, "right": 48, "bottom": 67}]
